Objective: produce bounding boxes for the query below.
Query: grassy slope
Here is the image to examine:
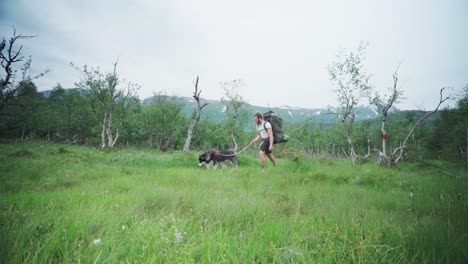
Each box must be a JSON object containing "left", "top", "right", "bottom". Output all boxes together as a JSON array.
[{"left": 0, "top": 141, "right": 467, "bottom": 263}]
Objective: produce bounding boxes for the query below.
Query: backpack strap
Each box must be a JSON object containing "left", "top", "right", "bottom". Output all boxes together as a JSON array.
[{"left": 263, "top": 121, "right": 271, "bottom": 133}]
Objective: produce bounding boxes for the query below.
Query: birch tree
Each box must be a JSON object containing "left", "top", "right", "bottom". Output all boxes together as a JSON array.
[
  {"left": 220, "top": 79, "right": 249, "bottom": 152},
  {"left": 74, "top": 61, "right": 139, "bottom": 148},
  {"left": 328, "top": 43, "right": 373, "bottom": 164}
]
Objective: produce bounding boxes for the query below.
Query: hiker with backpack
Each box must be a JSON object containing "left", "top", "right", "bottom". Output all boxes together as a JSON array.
[{"left": 251, "top": 112, "right": 276, "bottom": 168}]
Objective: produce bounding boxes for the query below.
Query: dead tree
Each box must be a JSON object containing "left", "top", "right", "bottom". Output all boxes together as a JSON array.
[
  {"left": 0, "top": 29, "right": 48, "bottom": 110},
  {"left": 183, "top": 76, "right": 208, "bottom": 152},
  {"left": 370, "top": 64, "right": 404, "bottom": 165},
  {"left": 388, "top": 88, "right": 449, "bottom": 165}
]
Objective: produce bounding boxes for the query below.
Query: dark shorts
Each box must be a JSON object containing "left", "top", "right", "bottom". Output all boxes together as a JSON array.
[{"left": 260, "top": 138, "right": 272, "bottom": 154}]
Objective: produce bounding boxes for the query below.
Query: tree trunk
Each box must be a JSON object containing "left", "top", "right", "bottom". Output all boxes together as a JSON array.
[
  {"left": 111, "top": 127, "right": 120, "bottom": 148},
  {"left": 21, "top": 126, "right": 25, "bottom": 141},
  {"left": 183, "top": 111, "right": 200, "bottom": 152},
  {"left": 345, "top": 130, "right": 357, "bottom": 164},
  {"left": 232, "top": 133, "right": 238, "bottom": 152},
  {"left": 101, "top": 112, "right": 107, "bottom": 148},
  {"left": 107, "top": 106, "right": 114, "bottom": 148},
  {"left": 465, "top": 128, "right": 467, "bottom": 168},
  {"left": 381, "top": 121, "right": 387, "bottom": 158},
  {"left": 183, "top": 76, "right": 207, "bottom": 152}
]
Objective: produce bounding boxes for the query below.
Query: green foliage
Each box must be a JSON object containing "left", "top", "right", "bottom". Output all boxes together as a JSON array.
[
  {"left": 220, "top": 80, "right": 251, "bottom": 150},
  {"left": 282, "top": 147, "right": 306, "bottom": 162},
  {"left": 1, "top": 81, "right": 44, "bottom": 139},
  {"left": 141, "top": 94, "right": 187, "bottom": 151},
  {"left": 428, "top": 86, "right": 468, "bottom": 161},
  {"left": 73, "top": 62, "right": 139, "bottom": 148},
  {"left": 0, "top": 141, "right": 467, "bottom": 263}
]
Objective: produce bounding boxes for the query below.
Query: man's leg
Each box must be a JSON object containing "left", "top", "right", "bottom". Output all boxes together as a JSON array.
[
  {"left": 259, "top": 150, "right": 266, "bottom": 168},
  {"left": 266, "top": 153, "right": 276, "bottom": 165}
]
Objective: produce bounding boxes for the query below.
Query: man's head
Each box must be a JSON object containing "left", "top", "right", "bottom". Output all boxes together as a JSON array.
[{"left": 254, "top": 112, "right": 263, "bottom": 125}]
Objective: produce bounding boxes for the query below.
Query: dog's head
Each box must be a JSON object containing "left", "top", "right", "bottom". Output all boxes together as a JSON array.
[{"left": 198, "top": 151, "right": 215, "bottom": 167}]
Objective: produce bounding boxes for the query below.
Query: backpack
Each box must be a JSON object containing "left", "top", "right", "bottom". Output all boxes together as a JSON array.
[{"left": 263, "top": 111, "right": 289, "bottom": 144}]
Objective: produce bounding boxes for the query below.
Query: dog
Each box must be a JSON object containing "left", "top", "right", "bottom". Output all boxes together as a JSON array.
[{"left": 198, "top": 150, "right": 238, "bottom": 169}]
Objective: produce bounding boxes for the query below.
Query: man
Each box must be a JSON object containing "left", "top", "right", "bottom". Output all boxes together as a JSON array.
[{"left": 250, "top": 112, "right": 276, "bottom": 169}]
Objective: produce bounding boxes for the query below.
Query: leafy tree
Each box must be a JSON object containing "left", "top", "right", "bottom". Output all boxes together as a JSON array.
[
  {"left": 430, "top": 85, "right": 468, "bottom": 163},
  {"left": 9, "top": 80, "right": 43, "bottom": 140},
  {"left": 40, "top": 84, "right": 65, "bottom": 141},
  {"left": 142, "top": 93, "right": 186, "bottom": 151},
  {"left": 328, "top": 43, "right": 373, "bottom": 164},
  {"left": 74, "top": 61, "right": 139, "bottom": 148},
  {"left": 220, "top": 79, "right": 250, "bottom": 151}
]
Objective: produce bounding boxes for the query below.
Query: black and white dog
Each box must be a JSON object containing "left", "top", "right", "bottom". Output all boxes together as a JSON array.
[{"left": 198, "top": 150, "right": 238, "bottom": 169}]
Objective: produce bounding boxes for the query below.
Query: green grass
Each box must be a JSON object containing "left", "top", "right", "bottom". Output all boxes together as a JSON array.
[{"left": 0, "top": 141, "right": 467, "bottom": 263}]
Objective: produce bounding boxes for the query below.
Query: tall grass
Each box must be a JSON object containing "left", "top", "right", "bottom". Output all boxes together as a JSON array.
[{"left": 0, "top": 141, "right": 466, "bottom": 263}]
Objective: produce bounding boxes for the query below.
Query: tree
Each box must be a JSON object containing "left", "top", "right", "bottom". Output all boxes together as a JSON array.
[
  {"left": 429, "top": 85, "right": 468, "bottom": 165},
  {"left": 388, "top": 88, "right": 449, "bottom": 165},
  {"left": 459, "top": 85, "right": 468, "bottom": 167},
  {"left": 0, "top": 29, "right": 48, "bottom": 110},
  {"left": 74, "top": 61, "right": 139, "bottom": 148},
  {"left": 9, "top": 80, "right": 43, "bottom": 140},
  {"left": 142, "top": 93, "right": 185, "bottom": 151},
  {"left": 183, "top": 76, "right": 208, "bottom": 152},
  {"left": 40, "top": 84, "right": 65, "bottom": 141},
  {"left": 328, "top": 43, "right": 373, "bottom": 164},
  {"left": 220, "top": 79, "right": 250, "bottom": 152},
  {"left": 370, "top": 64, "right": 405, "bottom": 165}
]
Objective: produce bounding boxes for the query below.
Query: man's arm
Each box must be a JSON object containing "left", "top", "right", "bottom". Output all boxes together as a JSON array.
[
  {"left": 251, "top": 132, "right": 261, "bottom": 145},
  {"left": 267, "top": 127, "right": 274, "bottom": 150}
]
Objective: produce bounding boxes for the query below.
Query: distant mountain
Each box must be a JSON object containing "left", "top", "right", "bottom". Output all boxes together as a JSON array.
[
  {"left": 40, "top": 88, "right": 394, "bottom": 125},
  {"left": 39, "top": 88, "right": 86, "bottom": 97},
  {"left": 144, "top": 95, "right": 386, "bottom": 124}
]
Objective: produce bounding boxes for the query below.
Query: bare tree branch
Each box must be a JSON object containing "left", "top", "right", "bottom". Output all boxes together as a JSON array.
[
  {"left": 0, "top": 29, "right": 41, "bottom": 109},
  {"left": 391, "top": 87, "right": 449, "bottom": 163}
]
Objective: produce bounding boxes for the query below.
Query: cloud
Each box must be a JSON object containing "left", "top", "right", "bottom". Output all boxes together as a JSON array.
[{"left": 1, "top": 0, "right": 467, "bottom": 110}]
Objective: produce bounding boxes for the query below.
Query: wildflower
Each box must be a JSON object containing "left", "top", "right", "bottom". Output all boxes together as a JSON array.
[{"left": 173, "top": 226, "right": 185, "bottom": 244}]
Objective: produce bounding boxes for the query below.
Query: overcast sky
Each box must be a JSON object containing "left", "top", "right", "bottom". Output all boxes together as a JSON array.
[{"left": 1, "top": 0, "right": 467, "bottom": 110}]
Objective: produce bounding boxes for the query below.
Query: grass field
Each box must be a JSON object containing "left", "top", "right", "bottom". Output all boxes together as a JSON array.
[{"left": 0, "top": 141, "right": 467, "bottom": 263}]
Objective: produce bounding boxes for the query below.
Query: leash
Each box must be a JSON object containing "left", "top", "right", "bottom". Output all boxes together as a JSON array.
[{"left": 215, "top": 141, "right": 254, "bottom": 157}]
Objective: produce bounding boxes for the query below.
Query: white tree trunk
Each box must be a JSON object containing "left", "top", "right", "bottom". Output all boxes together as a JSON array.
[
  {"left": 232, "top": 133, "right": 238, "bottom": 152},
  {"left": 110, "top": 127, "right": 120, "bottom": 148},
  {"left": 101, "top": 112, "right": 107, "bottom": 148},
  {"left": 183, "top": 111, "right": 200, "bottom": 152},
  {"left": 381, "top": 122, "right": 387, "bottom": 158},
  {"left": 183, "top": 76, "right": 207, "bottom": 152}
]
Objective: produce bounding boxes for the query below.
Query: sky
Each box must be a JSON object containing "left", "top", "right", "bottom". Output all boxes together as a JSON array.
[{"left": 1, "top": 0, "right": 467, "bottom": 110}]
